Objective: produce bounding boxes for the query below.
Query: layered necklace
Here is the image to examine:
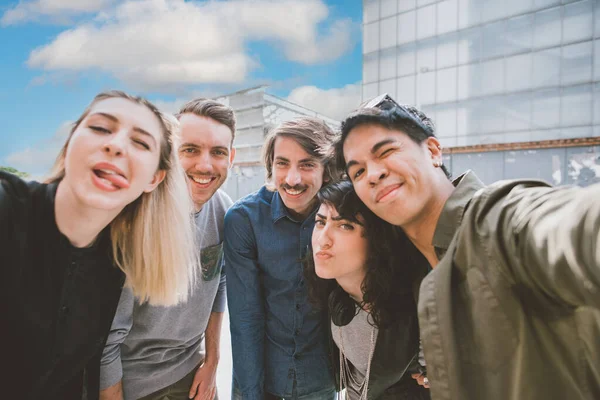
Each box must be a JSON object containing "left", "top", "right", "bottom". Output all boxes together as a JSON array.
[{"left": 337, "top": 317, "right": 377, "bottom": 400}]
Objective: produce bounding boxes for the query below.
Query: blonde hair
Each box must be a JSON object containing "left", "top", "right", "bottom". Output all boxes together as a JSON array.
[{"left": 46, "top": 90, "right": 197, "bottom": 306}]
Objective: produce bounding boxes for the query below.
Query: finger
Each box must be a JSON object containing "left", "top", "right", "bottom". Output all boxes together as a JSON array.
[
  {"left": 411, "top": 373, "right": 421, "bottom": 379},
  {"left": 191, "top": 381, "right": 204, "bottom": 399}
]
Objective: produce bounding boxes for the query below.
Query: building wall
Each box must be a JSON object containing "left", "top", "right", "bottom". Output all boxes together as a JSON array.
[{"left": 363, "top": 0, "right": 600, "bottom": 183}]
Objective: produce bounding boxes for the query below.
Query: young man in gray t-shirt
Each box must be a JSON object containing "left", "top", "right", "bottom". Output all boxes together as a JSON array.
[{"left": 99, "top": 98, "right": 237, "bottom": 400}]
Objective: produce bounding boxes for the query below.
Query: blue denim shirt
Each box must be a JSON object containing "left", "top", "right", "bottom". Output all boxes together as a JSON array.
[{"left": 224, "top": 186, "right": 334, "bottom": 399}]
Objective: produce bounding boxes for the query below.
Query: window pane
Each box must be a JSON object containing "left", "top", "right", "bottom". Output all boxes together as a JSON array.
[
  {"left": 435, "top": 104, "right": 458, "bottom": 136},
  {"left": 364, "top": 53, "right": 379, "bottom": 83},
  {"left": 437, "top": 67, "right": 458, "bottom": 103},
  {"left": 379, "top": 78, "right": 397, "bottom": 100},
  {"left": 505, "top": 92, "right": 531, "bottom": 131},
  {"left": 437, "top": 33, "right": 458, "bottom": 69},
  {"left": 532, "top": 88, "right": 560, "bottom": 128},
  {"left": 380, "top": 0, "right": 398, "bottom": 18},
  {"left": 363, "top": 82, "right": 379, "bottom": 101},
  {"left": 533, "top": 7, "right": 561, "bottom": 49},
  {"left": 532, "top": 0, "right": 560, "bottom": 8},
  {"left": 437, "top": 0, "right": 458, "bottom": 35},
  {"left": 458, "top": 27, "right": 482, "bottom": 63},
  {"left": 458, "top": 0, "right": 481, "bottom": 29},
  {"left": 457, "top": 100, "right": 481, "bottom": 135},
  {"left": 364, "top": 0, "right": 380, "bottom": 23},
  {"left": 418, "top": 0, "right": 436, "bottom": 5},
  {"left": 380, "top": 47, "right": 397, "bottom": 80},
  {"left": 566, "top": 146, "right": 600, "bottom": 187},
  {"left": 505, "top": 15, "right": 533, "bottom": 56},
  {"left": 561, "top": 84, "right": 593, "bottom": 127},
  {"left": 479, "top": 96, "right": 506, "bottom": 134},
  {"left": 397, "top": 75, "right": 416, "bottom": 104},
  {"left": 418, "top": 71, "right": 436, "bottom": 106},
  {"left": 417, "top": 4, "right": 436, "bottom": 40},
  {"left": 458, "top": 63, "right": 482, "bottom": 100},
  {"left": 505, "top": 53, "right": 532, "bottom": 92},
  {"left": 481, "top": 59, "right": 504, "bottom": 96},
  {"left": 504, "top": 0, "right": 533, "bottom": 16},
  {"left": 481, "top": 0, "right": 507, "bottom": 24},
  {"left": 398, "top": 0, "right": 416, "bottom": 13},
  {"left": 595, "top": 1, "right": 600, "bottom": 38},
  {"left": 397, "top": 11, "right": 416, "bottom": 45},
  {"left": 532, "top": 47, "right": 560, "bottom": 89},
  {"left": 364, "top": 22, "right": 380, "bottom": 54},
  {"left": 398, "top": 43, "right": 417, "bottom": 76},
  {"left": 417, "top": 38, "right": 437, "bottom": 71},
  {"left": 482, "top": 21, "right": 506, "bottom": 59},
  {"left": 563, "top": 0, "right": 593, "bottom": 44},
  {"left": 594, "top": 82, "right": 600, "bottom": 125},
  {"left": 504, "top": 148, "right": 565, "bottom": 184},
  {"left": 596, "top": 40, "right": 600, "bottom": 81},
  {"left": 380, "top": 16, "right": 397, "bottom": 49},
  {"left": 561, "top": 41, "right": 593, "bottom": 86}
]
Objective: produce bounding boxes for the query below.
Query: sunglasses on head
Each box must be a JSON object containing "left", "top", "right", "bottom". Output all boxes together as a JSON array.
[{"left": 359, "top": 93, "right": 435, "bottom": 134}]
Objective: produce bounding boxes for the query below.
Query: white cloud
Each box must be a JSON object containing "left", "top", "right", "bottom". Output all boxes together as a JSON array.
[
  {"left": 1, "top": 0, "right": 116, "bottom": 25},
  {"left": 4, "top": 122, "right": 72, "bottom": 176},
  {"left": 25, "top": 0, "right": 355, "bottom": 90},
  {"left": 286, "top": 83, "right": 361, "bottom": 120}
]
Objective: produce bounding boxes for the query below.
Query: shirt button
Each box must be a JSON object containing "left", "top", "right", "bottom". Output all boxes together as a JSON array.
[
  {"left": 295, "top": 329, "right": 300, "bottom": 336},
  {"left": 61, "top": 306, "right": 69, "bottom": 314},
  {"left": 296, "top": 304, "right": 300, "bottom": 310}
]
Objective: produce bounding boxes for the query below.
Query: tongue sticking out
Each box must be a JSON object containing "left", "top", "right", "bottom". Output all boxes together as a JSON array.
[{"left": 94, "top": 170, "right": 130, "bottom": 189}]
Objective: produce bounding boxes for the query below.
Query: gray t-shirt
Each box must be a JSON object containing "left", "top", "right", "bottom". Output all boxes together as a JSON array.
[
  {"left": 100, "top": 190, "right": 232, "bottom": 399},
  {"left": 331, "top": 307, "right": 378, "bottom": 399}
]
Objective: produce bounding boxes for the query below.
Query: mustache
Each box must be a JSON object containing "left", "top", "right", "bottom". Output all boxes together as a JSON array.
[{"left": 281, "top": 183, "right": 307, "bottom": 191}]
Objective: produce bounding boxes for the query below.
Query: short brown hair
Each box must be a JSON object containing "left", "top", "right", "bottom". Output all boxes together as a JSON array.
[
  {"left": 177, "top": 98, "right": 236, "bottom": 143},
  {"left": 262, "top": 117, "right": 339, "bottom": 189}
]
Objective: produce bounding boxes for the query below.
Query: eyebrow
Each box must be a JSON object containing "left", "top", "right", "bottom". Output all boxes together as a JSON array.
[
  {"left": 274, "top": 156, "right": 317, "bottom": 163},
  {"left": 316, "top": 213, "right": 344, "bottom": 221},
  {"left": 345, "top": 138, "right": 398, "bottom": 171},
  {"left": 89, "top": 112, "right": 157, "bottom": 145}
]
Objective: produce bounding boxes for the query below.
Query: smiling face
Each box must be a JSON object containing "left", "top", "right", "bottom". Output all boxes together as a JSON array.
[
  {"left": 62, "top": 97, "right": 166, "bottom": 212},
  {"left": 273, "top": 136, "right": 325, "bottom": 219},
  {"left": 312, "top": 202, "right": 368, "bottom": 281},
  {"left": 343, "top": 123, "right": 442, "bottom": 227},
  {"left": 178, "top": 113, "right": 235, "bottom": 211}
]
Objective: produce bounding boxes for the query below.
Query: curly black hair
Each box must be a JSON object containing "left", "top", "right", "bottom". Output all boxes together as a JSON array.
[{"left": 304, "top": 180, "right": 424, "bottom": 329}]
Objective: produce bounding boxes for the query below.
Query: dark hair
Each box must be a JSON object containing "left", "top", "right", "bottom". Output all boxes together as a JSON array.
[
  {"left": 262, "top": 117, "right": 340, "bottom": 189},
  {"left": 335, "top": 94, "right": 451, "bottom": 179},
  {"left": 177, "top": 98, "right": 236, "bottom": 142},
  {"left": 304, "top": 180, "right": 422, "bottom": 329}
]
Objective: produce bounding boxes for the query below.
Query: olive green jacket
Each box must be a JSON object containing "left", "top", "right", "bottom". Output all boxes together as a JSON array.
[{"left": 418, "top": 171, "right": 600, "bottom": 400}]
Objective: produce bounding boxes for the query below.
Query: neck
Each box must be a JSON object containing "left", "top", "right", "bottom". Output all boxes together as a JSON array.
[
  {"left": 336, "top": 270, "right": 366, "bottom": 304},
  {"left": 403, "top": 179, "right": 455, "bottom": 269},
  {"left": 54, "top": 180, "right": 122, "bottom": 248}
]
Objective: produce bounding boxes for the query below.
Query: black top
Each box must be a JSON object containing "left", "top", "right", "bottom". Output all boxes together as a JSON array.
[{"left": 0, "top": 171, "right": 125, "bottom": 400}]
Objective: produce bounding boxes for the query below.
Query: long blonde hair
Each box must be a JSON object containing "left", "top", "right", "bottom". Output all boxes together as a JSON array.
[{"left": 46, "top": 90, "right": 197, "bottom": 306}]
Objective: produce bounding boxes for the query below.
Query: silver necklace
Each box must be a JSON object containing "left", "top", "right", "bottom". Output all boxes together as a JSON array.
[{"left": 337, "top": 320, "right": 377, "bottom": 400}]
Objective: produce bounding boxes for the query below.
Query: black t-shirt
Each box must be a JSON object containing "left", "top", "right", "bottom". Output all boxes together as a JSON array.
[{"left": 0, "top": 171, "right": 125, "bottom": 400}]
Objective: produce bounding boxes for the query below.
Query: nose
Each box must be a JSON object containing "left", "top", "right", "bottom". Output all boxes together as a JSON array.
[
  {"left": 194, "top": 152, "right": 213, "bottom": 173},
  {"left": 367, "top": 161, "right": 387, "bottom": 187},
  {"left": 316, "top": 224, "right": 333, "bottom": 250},
  {"left": 285, "top": 167, "right": 301, "bottom": 187},
  {"left": 103, "top": 131, "right": 127, "bottom": 157}
]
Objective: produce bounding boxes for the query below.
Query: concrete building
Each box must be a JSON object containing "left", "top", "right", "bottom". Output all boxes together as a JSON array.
[
  {"left": 215, "top": 86, "right": 339, "bottom": 200},
  {"left": 363, "top": 0, "right": 600, "bottom": 185}
]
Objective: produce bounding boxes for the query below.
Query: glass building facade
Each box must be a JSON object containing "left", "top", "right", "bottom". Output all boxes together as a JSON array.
[{"left": 363, "top": 0, "right": 600, "bottom": 185}]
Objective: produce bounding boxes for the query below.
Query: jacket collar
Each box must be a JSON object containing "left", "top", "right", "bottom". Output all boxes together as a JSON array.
[{"left": 432, "top": 171, "right": 485, "bottom": 259}]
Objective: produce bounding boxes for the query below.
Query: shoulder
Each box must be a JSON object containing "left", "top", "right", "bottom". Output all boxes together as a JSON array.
[
  {"left": 226, "top": 186, "right": 273, "bottom": 220},
  {"left": 0, "top": 172, "right": 46, "bottom": 218}
]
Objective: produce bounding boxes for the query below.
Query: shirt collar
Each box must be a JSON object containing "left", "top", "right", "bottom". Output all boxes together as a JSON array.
[
  {"left": 432, "top": 170, "right": 485, "bottom": 256},
  {"left": 271, "top": 189, "right": 317, "bottom": 223}
]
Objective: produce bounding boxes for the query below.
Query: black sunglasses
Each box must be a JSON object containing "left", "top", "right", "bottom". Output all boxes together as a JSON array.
[{"left": 359, "top": 93, "right": 435, "bottom": 134}]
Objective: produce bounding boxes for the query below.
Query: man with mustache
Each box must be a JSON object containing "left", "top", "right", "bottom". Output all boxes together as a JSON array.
[
  {"left": 99, "top": 99, "right": 236, "bottom": 400},
  {"left": 225, "top": 117, "right": 338, "bottom": 400}
]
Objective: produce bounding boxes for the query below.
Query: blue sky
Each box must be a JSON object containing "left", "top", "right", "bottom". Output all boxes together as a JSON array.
[{"left": 0, "top": 0, "right": 362, "bottom": 176}]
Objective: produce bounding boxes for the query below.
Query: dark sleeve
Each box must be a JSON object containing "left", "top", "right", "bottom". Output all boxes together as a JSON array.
[{"left": 0, "top": 172, "right": 32, "bottom": 265}]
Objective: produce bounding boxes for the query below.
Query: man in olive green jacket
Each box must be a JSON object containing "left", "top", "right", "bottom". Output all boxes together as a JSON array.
[{"left": 336, "top": 94, "right": 600, "bottom": 400}]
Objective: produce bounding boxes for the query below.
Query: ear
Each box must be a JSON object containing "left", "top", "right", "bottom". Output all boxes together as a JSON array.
[
  {"left": 144, "top": 169, "right": 167, "bottom": 193},
  {"left": 424, "top": 137, "right": 443, "bottom": 163},
  {"left": 228, "top": 147, "right": 236, "bottom": 167}
]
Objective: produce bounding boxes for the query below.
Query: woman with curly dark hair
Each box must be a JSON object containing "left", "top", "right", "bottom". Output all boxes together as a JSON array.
[{"left": 305, "top": 179, "right": 430, "bottom": 400}]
